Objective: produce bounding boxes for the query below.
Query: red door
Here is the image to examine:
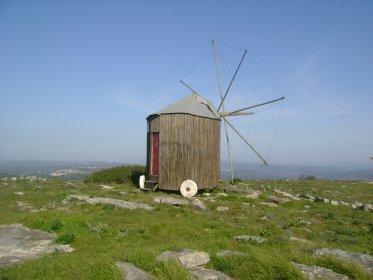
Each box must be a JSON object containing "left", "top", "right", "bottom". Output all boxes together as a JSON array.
[{"left": 152, "top": 132, "right": 159, "bottom": 175}]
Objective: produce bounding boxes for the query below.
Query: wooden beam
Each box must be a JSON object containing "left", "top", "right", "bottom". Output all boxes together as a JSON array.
[{"left": 219, "top": 111, "right": 254, "bottom": 117}]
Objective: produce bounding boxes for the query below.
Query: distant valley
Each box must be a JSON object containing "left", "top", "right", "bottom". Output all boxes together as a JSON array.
[{"left": 0, "top": 160, "right": 372, "bottom": 181}]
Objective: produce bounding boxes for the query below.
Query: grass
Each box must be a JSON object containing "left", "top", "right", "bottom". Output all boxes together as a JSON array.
[{"left": 0, "top": 168, "right": 373, "bottom": 279}]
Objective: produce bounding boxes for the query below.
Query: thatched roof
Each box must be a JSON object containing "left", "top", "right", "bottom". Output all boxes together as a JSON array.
[{"left": 149, "top": 93, "right": 220, "bottom": 120}]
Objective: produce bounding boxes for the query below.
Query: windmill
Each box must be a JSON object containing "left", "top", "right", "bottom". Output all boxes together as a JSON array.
[
  {"left": 141, "top": 41, "right": 285, "bottom": 197},
  {"left": 181, "top": 40, "right": 285, "bottom": 184}
]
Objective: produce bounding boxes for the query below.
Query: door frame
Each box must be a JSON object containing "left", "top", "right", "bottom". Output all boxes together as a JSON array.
[{"left": 151, "top": 132, "right": 159, "bottom": 176}]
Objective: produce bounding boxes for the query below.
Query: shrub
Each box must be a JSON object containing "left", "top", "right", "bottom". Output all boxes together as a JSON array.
[
  {"left": 49, "top": 219, "right": 64, "bottom": 232},
  {"left": 84, "top": 165, "right": 145, "bottom": 185},
  {"left": 233, "top": 178, "right": 242, "bottom": 184},
  {"left": 56, "top": 233, "right": 75, "bottom": 244},
  {"left": 299, "top": 175, "right": 316, "bottom": 180}
]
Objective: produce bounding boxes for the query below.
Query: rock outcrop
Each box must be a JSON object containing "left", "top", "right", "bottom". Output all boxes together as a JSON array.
[
  {"left": 291, "top": 262, "right": 349, "bottom": 280},
  {"left": 315, "top": 248, "right": 373, "bottom": 273},
  {"left": 116, "top": 262, "right": 153, "bottom": 280},
  {"left": 63, "top": 194, "right": 154, "bottom": 210},
  {"left": 0, "top": 224, "right": 73, "bottom": 268}
]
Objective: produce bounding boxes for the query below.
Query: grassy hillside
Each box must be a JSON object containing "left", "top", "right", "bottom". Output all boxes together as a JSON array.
[
  {"left": 84, "top": 165, "right": 145, "bottom": 184},
  {"left": 0, "top": 167, "right": 372, "bottom": 279}
]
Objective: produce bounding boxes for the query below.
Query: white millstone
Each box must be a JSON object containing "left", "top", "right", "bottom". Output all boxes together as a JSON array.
[{"left": 180, "top": 180, "right": 198, "bottom": 198}]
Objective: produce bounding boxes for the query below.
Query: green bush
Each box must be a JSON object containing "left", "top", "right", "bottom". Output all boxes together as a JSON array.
[
  {"left": 49, "top": 219, "right": 64, "bottom": 232},
  {"left": 84, "top": 165, "right": 145, "bottom": 185},
  {"left": 56, "top": 233, "right": 75, "bottom": 244}
]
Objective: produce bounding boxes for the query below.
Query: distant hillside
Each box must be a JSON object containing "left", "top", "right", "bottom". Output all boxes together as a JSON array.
[
  {"left": 1, "top": 160, "right": 372, "bottom": 181},
  {"left": 0, "top": 161, "right": 126, "bottom": 180},
  {"left": 221, "top": 162, "right": 373, "bottom": 181}
]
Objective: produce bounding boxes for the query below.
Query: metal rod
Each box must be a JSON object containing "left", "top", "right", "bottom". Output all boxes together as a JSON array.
[
  {"left": 180, "top": 80, "right": 199, "bottom": 95},
  {"left": 217, "top": 49, "right": 247, "bottom": 111},
  {"left": 232, "top": 96, "right": 285, "bottom": 114},
  {"left": 222, "top": 116, "right": 268, "bottom": 166},
  {"left": 212, "top": 40, "right": 234, "bottom": 184},
  {"left": 219, "top": 111, "right": 254, "bottom": 117}
]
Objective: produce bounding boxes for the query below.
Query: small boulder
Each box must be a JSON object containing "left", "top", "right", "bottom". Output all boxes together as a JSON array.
[
  {"left": 260, "top": 202, "right": 278, "bottom": 207},
  {"left": 14, "top": 192, "right": 24, "bottom": 196},
  {"left": 87, "top": 198, "right": 154, "bottom": 210},
  {"left": 315, "top": 248, "right": 373, "bottom": 273},
  {"left": 63, "top": 194, "right": 90, "bottom": 204},
  {"left": 246, "top": 191, "right": 261, "bottom": 199},
  {"left": 116, "top": 262, "right": 153, "bottom": 280},
  {"left": 298, "top": 193, "right": 315, "bottom": 201},
  {"left": 153, "top": 196, "right": 190, "bottom": 206},
  {"left": 273, "top": 189, "right": 300, "bottom": 200},
  {"left": 291, "top": 262, "right": 349, "bottom": 280},
  {"left": 156, "top": 249, "right": 210, "bottom": 269},
  {"left": 190, "top": 268, "right": 231, "bottom": 280},
  {"left": 99, "top": 184, "right": 114, "bottom": 190},
  {"left": 216, "top": 193, "right": 228, "bottom": 197},
  {"left": 191, "top": 199, "right": 208, "bottom": 211},
  {"left": 235, "top": 235, "right": 267, "bottom": 244},
  {"left": 16, "top": 201, "right": 37, "bottom": 212},
  {"left": 360, "top": 204, "right": 373, "bottom": 212},
  {"left": 290, "top": 237, "right": 312, "bottom": 244},
  {"left": 63, "top": 195, "right": 154, "bottom": 210},
  {"left": 339, "top": 201, "right": 350, "bottom": 207},
  {"left": 216, "top": 250, "right": 247, "bottom": 257},
  {"left": 315, "top": 197, "right": 329, "bottom": 203},
  {"left": 267, "top": 196, "right": 290, "bottom": 205}
]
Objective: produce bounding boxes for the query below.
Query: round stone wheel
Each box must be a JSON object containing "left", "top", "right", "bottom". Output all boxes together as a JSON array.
[
  {"left": 180, "top": 180, "right": 198, "bottom": 198},
  {"left": 139, "top": 175, "right": 145, "bottom": 189}
]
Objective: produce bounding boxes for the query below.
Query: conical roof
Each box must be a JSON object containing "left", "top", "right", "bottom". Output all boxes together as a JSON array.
[{"left": 149, "top": 93, "right": 220, "bottom": 120}]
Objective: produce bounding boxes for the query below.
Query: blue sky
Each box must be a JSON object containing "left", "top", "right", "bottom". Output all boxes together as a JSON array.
[{"left": 0, "top": 0, "right": 372, "bottom": 167}]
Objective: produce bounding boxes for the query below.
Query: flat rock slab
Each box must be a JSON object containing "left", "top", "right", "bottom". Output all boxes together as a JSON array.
[
  {"left": 267, "top": 196, "right": 290, "bottom": 205},
  {"left": 246, "top": 191, "right": 261, "bottom": 199},
  {"left": 153, "top": 196, "right": 190, "bottom": 206},
  {"left": 0, "top": 224, "right": 73, "bottom": 268},
  {"left": 190, "top": 268, "right": 231, "bottom": 280},
  {"left": 290, "top": 237, "right": 312, "bottom": 244},
  {"left": 156, "top": 249, "right": 210, "bottom": 269},
  {"left": 216, "top": 250, "right": 247, "bottom": 257},
  {"left": 63, "top": 194, "right": 154, "bottom": 210},
  {"left": 216, "top": 206, "right": 229, "bottom": 212},
  {"left": 63, "top": 194, "right": 90, "bottom": 203},
  {"left": 260, "top": 202, "right": 279, "bottom": 207},
  {"left": 191, "top": 199, "right": 208, "bottom": 211},
  {"left": 291, "top": 262, "right": 349, "bottom": 280},
  {"left": 116, "top": 262, "right": 153, "bottom": 280},
  {"left": 315, "top": 248, "right": 373, "bottom": 273},
  {"left": 235, "top": 235, "right": 267, "bottom": 244},
  {"left": 87, "top": 198, "right": 154, "bottom": 210},
  {"left": 99, "top": 184, "right": 114, "bottom": 190},
  {"left": 274, "top": 189, "right": 300, "bottom": 201},
  {"left": 16, "top": 201, "right": 37, "bottom": 212}
]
